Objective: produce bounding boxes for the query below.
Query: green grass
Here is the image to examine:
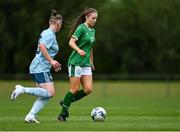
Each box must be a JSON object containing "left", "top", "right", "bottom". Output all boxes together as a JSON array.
[{"left": 0, "top": 80, "right": 180, "bottom": 131}]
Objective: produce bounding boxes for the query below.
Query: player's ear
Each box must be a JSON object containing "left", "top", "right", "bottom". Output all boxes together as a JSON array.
[{"left": 85, "top": 15, "right": 89, "bottom": 20}]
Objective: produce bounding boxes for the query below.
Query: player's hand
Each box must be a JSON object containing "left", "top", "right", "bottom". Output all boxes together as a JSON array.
[
  {"left": 50, "top": 60, "right": 61, "bottom": 72},
  {"left": 54, "top": 63, "right": 61, "bottom": 72},
  {"left": 77, "top": 49, "right": 86, "bottom": 57}
]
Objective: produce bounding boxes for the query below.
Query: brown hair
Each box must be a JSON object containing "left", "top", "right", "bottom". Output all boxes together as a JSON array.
[
  {"left": 68, "top": 7, "right": 97, "bottom": 39},
  {"left": 49, "top": 9, "right": 62, "bottom": 24}
]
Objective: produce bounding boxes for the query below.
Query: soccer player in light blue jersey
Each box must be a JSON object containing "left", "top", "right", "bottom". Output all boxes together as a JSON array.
[{"left": 11, "top": 9, "right": 62, "bottom": 123}]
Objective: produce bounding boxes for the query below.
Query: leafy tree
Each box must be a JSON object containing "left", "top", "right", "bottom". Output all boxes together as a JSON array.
[{"left": 0, "top": 0, "right": 180, "bottom": 75}]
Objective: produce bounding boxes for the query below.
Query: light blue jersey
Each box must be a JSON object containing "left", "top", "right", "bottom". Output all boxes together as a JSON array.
[{"left": 29, "top": 28, "right": 59, "bottom": 73}]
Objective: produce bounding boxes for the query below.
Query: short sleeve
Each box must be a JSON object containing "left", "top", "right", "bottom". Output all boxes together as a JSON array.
[
  {"left": 72, "top": 25, "right": 84, "bottom": 40},
  {"left": 39, "top": 34, "right": 54, "bottom": 49}
]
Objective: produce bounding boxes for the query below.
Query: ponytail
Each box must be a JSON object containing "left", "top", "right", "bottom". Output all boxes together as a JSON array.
[{"left": 68, "top": 7, "right": 97, "bottom": 39}]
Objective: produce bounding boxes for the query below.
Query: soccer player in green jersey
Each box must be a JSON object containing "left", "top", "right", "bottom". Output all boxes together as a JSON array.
[{"left": 58, "top": 7, "right": 98, "bottom": 121}]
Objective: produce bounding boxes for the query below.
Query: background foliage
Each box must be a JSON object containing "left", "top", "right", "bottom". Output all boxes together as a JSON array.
[{"left": 0, "top": 0, "right": 180, "bottom": 74}]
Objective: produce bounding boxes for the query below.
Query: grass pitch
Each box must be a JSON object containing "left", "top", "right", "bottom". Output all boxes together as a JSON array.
[{"left": 0, "top": 80, "right": 180, "bottom": 131}]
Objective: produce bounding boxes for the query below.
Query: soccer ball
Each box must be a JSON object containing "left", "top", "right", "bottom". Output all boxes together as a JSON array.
[{"left": 91, "top": 107, "right": 107, "bottom": 121}]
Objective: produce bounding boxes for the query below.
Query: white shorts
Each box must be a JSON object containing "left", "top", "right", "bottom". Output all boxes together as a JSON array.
[{"left": 68, "top": 65, "right": 92, "bottom": 77}]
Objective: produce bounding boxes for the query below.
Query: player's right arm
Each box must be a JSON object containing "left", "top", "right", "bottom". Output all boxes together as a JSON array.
[
  {"left": 69, "top": 38, "right": 86, "bottom": 56},
  {"left": 39, "top": 43, "right": 61, "bottom": 72}
]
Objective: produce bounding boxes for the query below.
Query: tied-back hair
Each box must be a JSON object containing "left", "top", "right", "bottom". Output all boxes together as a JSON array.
[
  {"left": 68, "top": 7, "right": 97, "bottom": 39},
  {"left": 49, "top": 9, "right": 62, "bottom": 24}
]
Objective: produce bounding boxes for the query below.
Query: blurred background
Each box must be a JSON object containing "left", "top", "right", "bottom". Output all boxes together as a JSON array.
[
  {"left": 0, "top": 0, "right": 180, "bottom": 80},
  {"left": 0, "top": 0, "right": 180, "bottom": 130}
]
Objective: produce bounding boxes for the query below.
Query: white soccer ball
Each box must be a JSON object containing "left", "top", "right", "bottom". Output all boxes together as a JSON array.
[{"left": 91, "top": 107, "right": 107, "bottom": 121}]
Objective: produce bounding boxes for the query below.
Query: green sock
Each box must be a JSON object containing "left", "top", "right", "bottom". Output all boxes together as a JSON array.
[
  {"left": 61, "top": 91, "right": 74, "bottom": 117},
  {"left": 72, "top": 89, "right": 87, "bottom": 102}
]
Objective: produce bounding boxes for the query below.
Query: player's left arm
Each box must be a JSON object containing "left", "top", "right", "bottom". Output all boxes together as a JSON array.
[{"left": 90, "top": 48, "right": 95, "bottom": 71}]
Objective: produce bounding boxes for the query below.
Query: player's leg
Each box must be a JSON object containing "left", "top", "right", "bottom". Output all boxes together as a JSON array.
[
  {"left": 25, "top": 97, "right": 48, "bottom": 123},
  {"left": 72, "top": 67, "right": 93, "bottom": 102},
  {"left": 58, "top": 72, "right": 92, "bottom": 121},
  {"left": 59, "top": 67, "right": 92, "bottom": 106},
  {"left": 11, "top": 72, "right": 55, "bottom": 123},
  {"left": 11, "top": 72, "right": 53, "bottom": 101},
  {"left": 58, "top": 65, "right": 81, "bottom": 121},
  {"left": 81, "top": 75, "right": 93, "bottom": 94},
  {"left": 25, "top": 82, "right": 55, "bottom": 123},
  {"left": 58, "top": 77, "right": 81, "bottom": 121}
]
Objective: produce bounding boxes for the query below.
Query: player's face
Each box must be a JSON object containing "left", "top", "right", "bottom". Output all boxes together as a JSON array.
[
  {"left": 55, "top": 20, "right": 62, "bottom": 32},
  {"left": 86, "top": 12, "right": 98, "bottom": 27}
]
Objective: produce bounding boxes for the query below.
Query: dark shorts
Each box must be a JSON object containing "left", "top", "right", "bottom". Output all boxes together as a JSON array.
[{"left": 30, "top": 72, "right": 53, "bottom": 84}]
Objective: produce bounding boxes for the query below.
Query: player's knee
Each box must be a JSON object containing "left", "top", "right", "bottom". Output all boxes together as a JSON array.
[
  {"left": 47, "top": 89, "right": 55, "bottom": 97},
  {"left": 70, "top": 88, "right": 79, "bottom": 94},
  {"left": 84, "top": 87, "right": 93, "bottom": 95},
  {"left": 50, "top": 92, "right": 55, "bottom": 97},
  {"left": 70, "top": 86, "right": 80, "bottom": 94}
]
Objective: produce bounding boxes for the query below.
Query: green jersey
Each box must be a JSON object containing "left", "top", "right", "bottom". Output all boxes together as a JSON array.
[{"left": 68, "top": 23, "right": 95, "bottom": 66}]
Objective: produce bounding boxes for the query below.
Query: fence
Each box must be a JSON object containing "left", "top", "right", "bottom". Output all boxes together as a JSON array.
[
  {"left": 0, "top": 73, "right": 180, "bottom": 98},
  {"left": 1, "top": 73, "right": 180, "bottom": 80}
]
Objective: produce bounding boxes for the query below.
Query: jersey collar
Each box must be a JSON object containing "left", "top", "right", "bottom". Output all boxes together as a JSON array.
[
  {"left": 49, "top": 28, "right": 56, "bottom": 35},
  {"left": 84, "top": 23, "right": 93, "bottom": 31}
]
